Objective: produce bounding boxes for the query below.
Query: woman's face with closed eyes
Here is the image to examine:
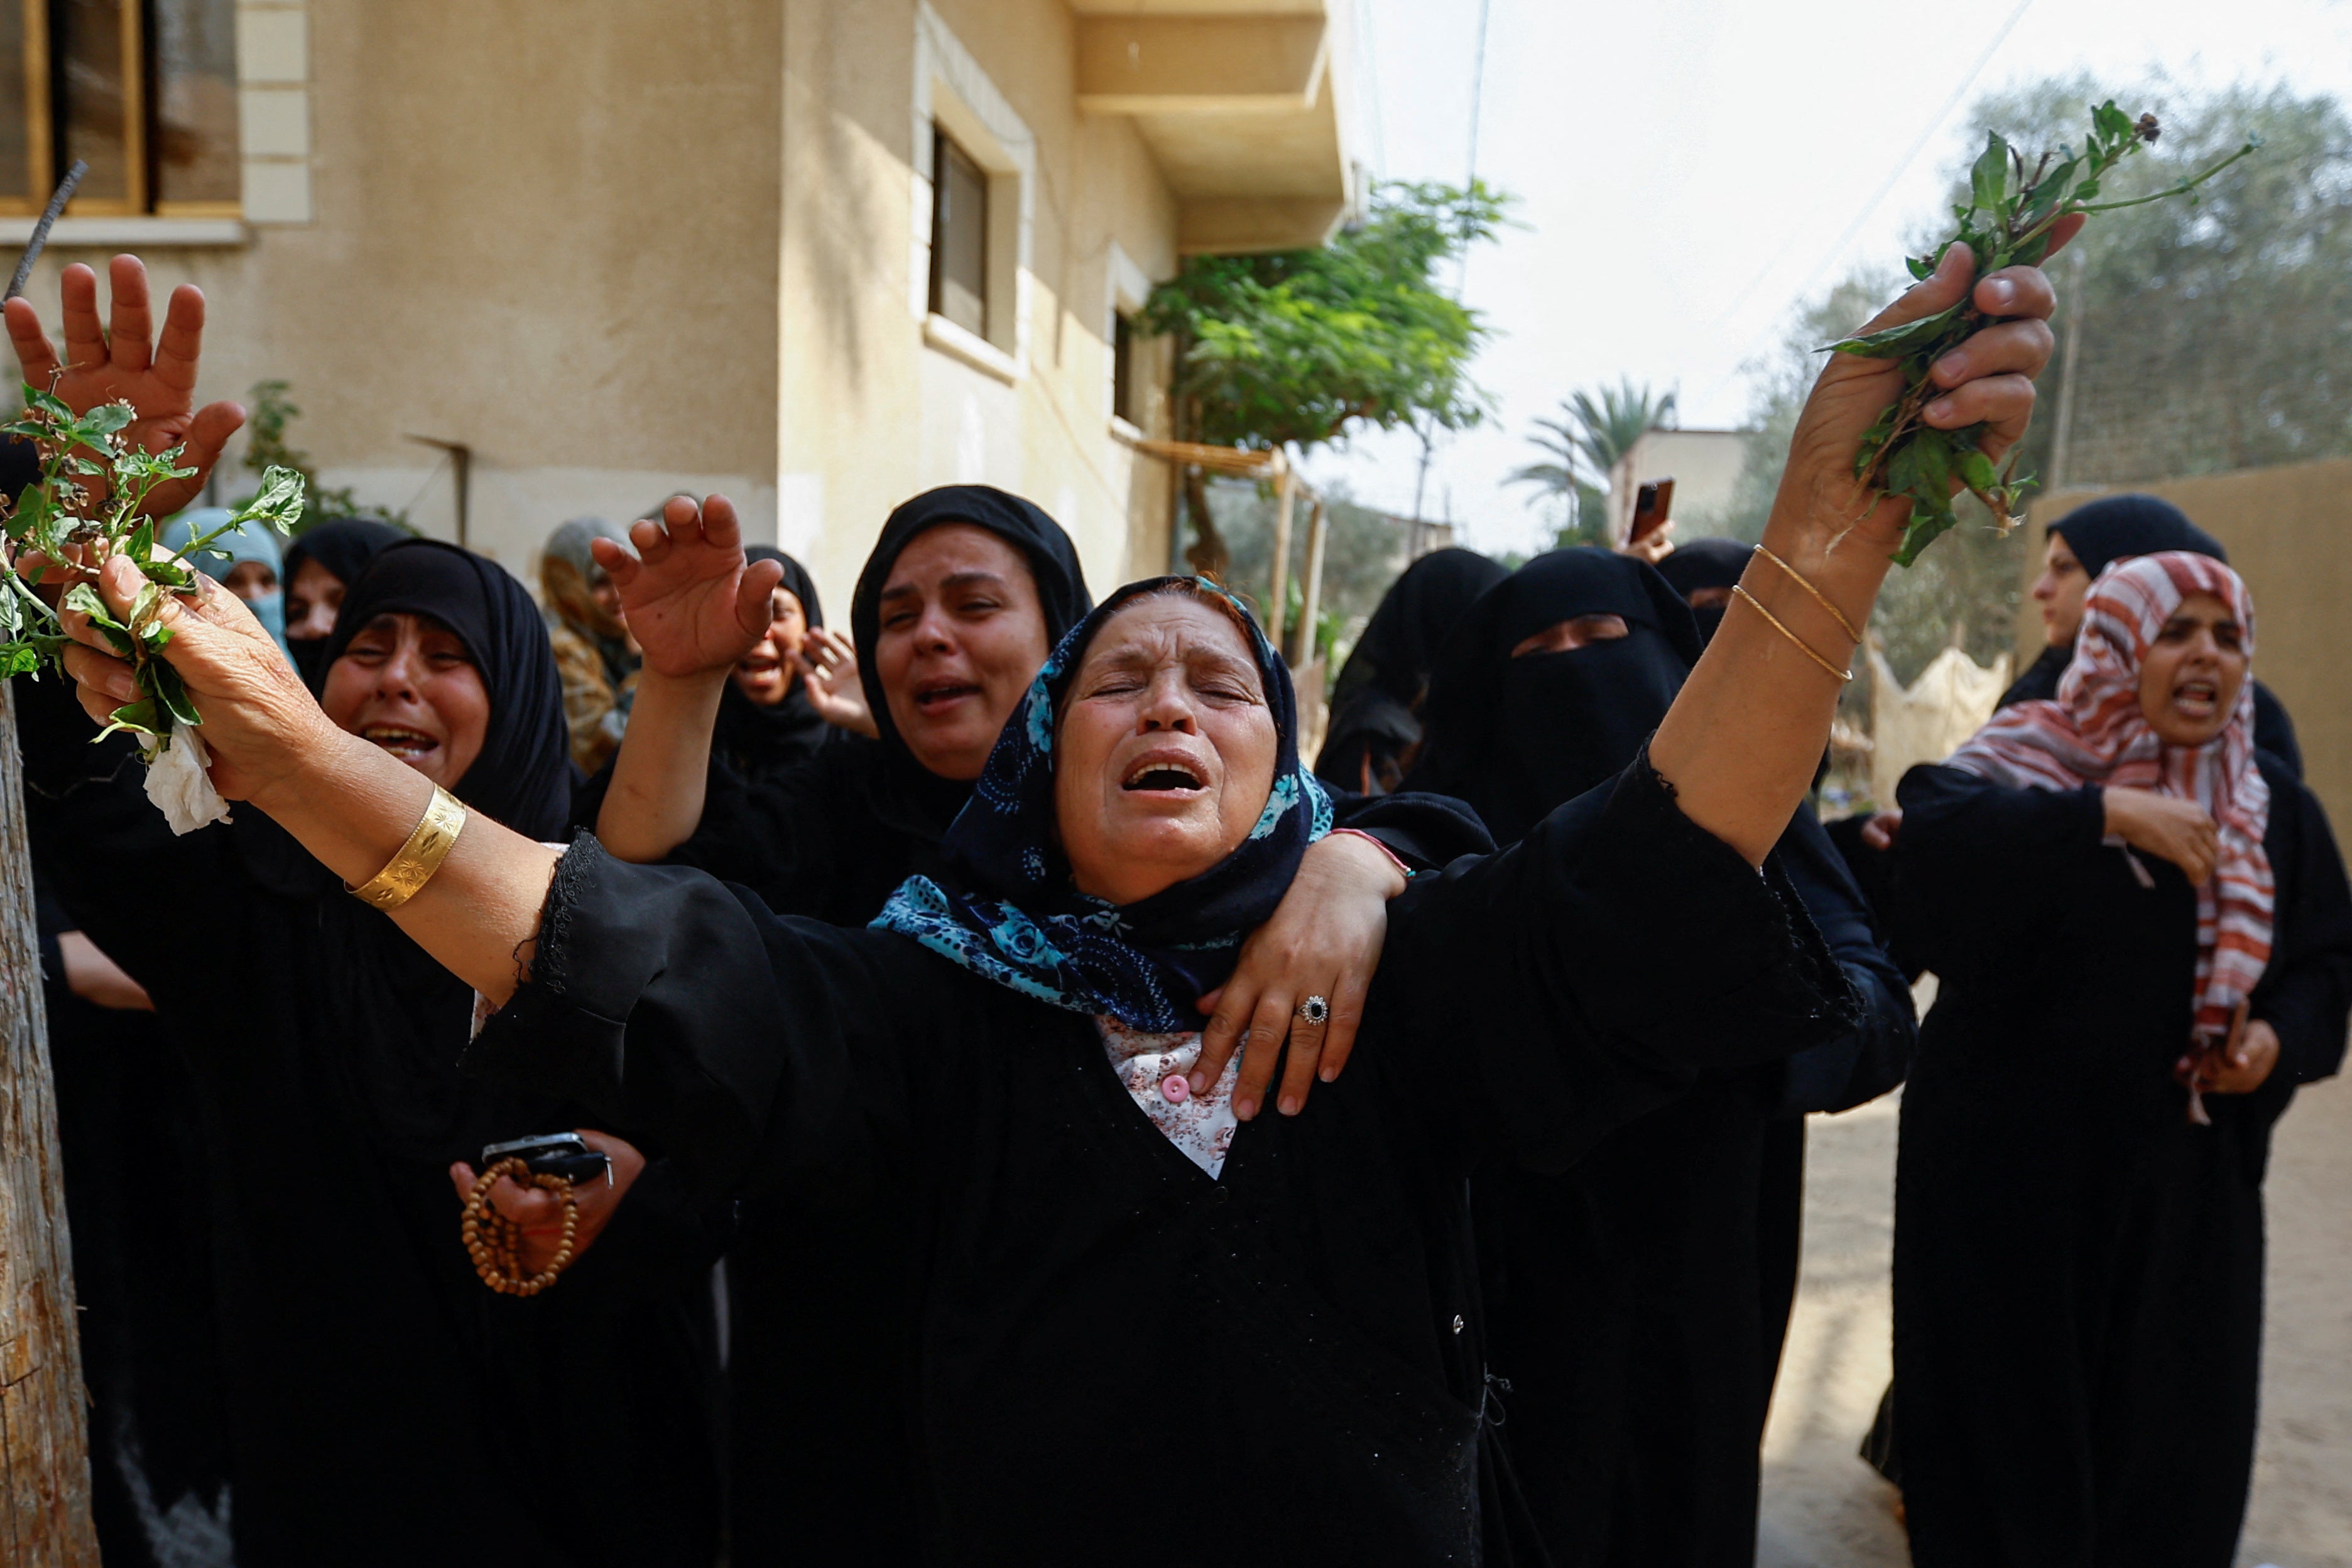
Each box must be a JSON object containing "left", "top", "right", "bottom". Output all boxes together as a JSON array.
[{"left": 320, "top": 612, "right": 489, "bottom": 790}]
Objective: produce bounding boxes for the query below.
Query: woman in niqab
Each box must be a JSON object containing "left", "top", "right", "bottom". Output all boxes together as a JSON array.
[
  {"left": 1408, "top": 548, "right": 1914, "bottom": 1567},
  {"left": 1889, "top": 552, "right": 2351, "bottom": 1566},
  {"left": 19, "top": 541, "right": 723, "bottom": 1567},
  {"left": 1314, "top": 546, "right": 1508, "bottom": 794}
]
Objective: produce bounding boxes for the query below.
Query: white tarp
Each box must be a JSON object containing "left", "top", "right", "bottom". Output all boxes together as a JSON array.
[{"left": 1868, "top": 645, "right": 2013, "bottom": 808}]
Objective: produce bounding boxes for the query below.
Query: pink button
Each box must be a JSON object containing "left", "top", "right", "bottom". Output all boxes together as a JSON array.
[{"left": 1161, "top": 1074, "right": 1190, "bottom": 1104}]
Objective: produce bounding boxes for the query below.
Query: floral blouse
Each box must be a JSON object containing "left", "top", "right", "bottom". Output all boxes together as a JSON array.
[{"left": 1094, "top": 1016, "right": 1241, "bottom": 1177}]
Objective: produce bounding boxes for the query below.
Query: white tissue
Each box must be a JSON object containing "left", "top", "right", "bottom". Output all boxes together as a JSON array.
[{"left": 143, "top": 721, "right": 232, "bottom": 835}]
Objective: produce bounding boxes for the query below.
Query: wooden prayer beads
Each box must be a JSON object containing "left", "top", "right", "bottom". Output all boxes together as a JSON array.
[{"left": 460, "top": 1156, "right": 580, "bottom": 1296}]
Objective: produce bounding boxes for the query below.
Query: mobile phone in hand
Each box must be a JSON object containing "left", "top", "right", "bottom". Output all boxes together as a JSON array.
[{"left": 1629, "top": 478, "right": 1676, "bottom": 545}]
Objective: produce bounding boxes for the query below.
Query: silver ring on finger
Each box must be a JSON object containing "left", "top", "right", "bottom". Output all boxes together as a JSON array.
[{"left": 1296, "top": 995, "right": 1330, "bottom": 1027}]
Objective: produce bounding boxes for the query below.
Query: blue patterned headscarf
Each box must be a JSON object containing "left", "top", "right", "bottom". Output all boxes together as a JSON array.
[{"left": 873, "top": 576, "right": 1333, "bottom": 1030}]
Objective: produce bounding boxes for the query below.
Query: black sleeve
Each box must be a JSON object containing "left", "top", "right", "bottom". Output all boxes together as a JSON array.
[
  {"left": 2252, "top": 682, "right": 2302, "bottom": 781},
  {"left": 1767, "top": 803, "right": 1917, "bottom": 1114},
  {"left": 460, "top": 837, "right": 940, "bottom": 1204},
  {"left": 1386, "top": 753, "right": 1860, "bottom": 1174},
  {"left": 2251, "top": 774, "right": 2352, "bottom": 1089},
  {"left": 663, "top": 743, "right": 864, "bottom": 917},
  {"left": 1892, "top": 764, "right": 2106, "bottom": 972},
  {"left": 13, "top": 671, "right": 232, "bottom": 1003},
  {"left": 1324, "top": 787, "right": 1495, "bottom": 872}
]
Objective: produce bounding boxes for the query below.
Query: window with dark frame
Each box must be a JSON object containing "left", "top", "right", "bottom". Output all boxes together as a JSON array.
[
  {"left": 927, "top": 125, "right": 989, "bottom": 340},
  {"left": 3, "top": 0, "right": 241, "bottom": 218},
  {"left": 1111, "top": 308, "right": 1138, "bottom": 426}
]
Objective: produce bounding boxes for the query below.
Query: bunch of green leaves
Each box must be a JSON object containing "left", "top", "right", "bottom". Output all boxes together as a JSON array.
[
  {"left": 1828, "top": 101, "right": 2260, "bottom": 565},
  {"left": 1, "top": 381, "right": 306, "bottom": 747}
]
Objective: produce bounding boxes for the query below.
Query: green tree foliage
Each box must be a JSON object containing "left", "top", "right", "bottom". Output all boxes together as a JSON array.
[
  {"left": 1506, "top": 379, "right": 1679, "bottom": 547},
  {"left": 1141, "top": 181, "right": 1506, "bottom": 571},
  {"left": 1729, "top": 77, "right": 2339, "bottom": 703}
]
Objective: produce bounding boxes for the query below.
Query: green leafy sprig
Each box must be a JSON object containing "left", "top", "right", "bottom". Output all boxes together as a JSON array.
[
  {"left": 1829, "top": 102, "right": 2260, "bottom": 566},
  {"left": 2, "top": 381, "right": 306, "bottom": 748}
]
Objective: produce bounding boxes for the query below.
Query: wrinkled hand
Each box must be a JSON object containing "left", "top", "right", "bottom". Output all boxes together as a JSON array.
[
  {"left": 58, "top": 930, "right": 155, "bottom": 1011},
  {"left": 447, "top": 1130, "right": 645, "bottom": 1275},
  {"left": 4, "top": 256, "right": 244, "bottom": 518},
  {"left": 2104, "top": 786, "right": 2218, "bottom": 885},
  {"left": 1190, "top": 832, "right": 1406, "bottom": 1120},
  {"left": 798, "top": 626, "right": 878, "bottom": 738},
  {"left": 597, "top": 496, "right": 784, "bottom": 680},
  {"left": 1777, "top": 224, "right": 2078, "bottom": 553},
  {"left": 58, "top": 553, "right": 327, "bottom": 800}
]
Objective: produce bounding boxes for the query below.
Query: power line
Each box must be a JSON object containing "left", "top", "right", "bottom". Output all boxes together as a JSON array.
[{"left": 1691, "top": 0, "right": 2037, "bottom": 414}]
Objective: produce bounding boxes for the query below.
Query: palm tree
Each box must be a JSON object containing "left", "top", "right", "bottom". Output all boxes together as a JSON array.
[{"left": 1507, "top": 379, "right": 1679, "bottom": 544}]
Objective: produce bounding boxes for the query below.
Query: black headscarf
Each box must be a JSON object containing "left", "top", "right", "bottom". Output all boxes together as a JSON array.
[
  {"left": 712, "top": 545, "right": 833, "bottom": 780},
  {"left": 1655, "top": 537, "right": 1754, "bottom": 646},
  {"left": 282, "top": 517, "right": 406, "bottom": 688},
  {"left": 846, "top": 485, "right": 1092, "bottom": 828},
  {"left": 320, "top": 540, "right": 574, "bottom": 841},
  {"left": 1315, "top": 548, "right": 1508, "bottom": 791},
  {"left": 2049, "top": 494, "right": 2225, "bottom": 582},
  {"left": 1408, "top": 548, "right": 1699, "bottom": 846},
  {"left": 873, "top": 577, "right": 1331, "bottom": 1030}
]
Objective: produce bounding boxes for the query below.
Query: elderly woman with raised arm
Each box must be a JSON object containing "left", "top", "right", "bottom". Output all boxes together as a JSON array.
[{"left": 48, "top": 237, "right": 2064, "bottom": 1563}]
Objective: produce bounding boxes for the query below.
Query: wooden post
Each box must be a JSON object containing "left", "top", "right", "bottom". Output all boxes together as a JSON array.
[
  {"left": 1293, "top": 498, "right": 1329, "bottom": 668},
  {"left": 1265, "top": 460, "right": 1295, "bottom": 651},
  {"left": 0, "top": 683, "right": 99, "bottom": 1565}
]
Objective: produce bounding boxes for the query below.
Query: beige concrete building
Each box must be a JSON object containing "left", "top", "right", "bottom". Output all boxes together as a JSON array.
[{"left": 5, "top": 0, "right": 1359, "bottom": 606}]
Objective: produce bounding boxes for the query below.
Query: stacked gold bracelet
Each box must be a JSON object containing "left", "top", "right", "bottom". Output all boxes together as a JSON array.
[
  {"left": 1730, "top": 545, "right": 1862, "bottom": 684},
  {"left": 347, "top": 786, "right": 467, "bottom": 910},
  {"left": 461, "top": 1157, "right": 582, "bottom": 1297}
]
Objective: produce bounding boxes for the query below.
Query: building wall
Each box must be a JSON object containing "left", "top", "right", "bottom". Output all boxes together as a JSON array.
[
  {"left": 1606, "top": 428, "right": 1751, "bottom": 543},
  {"left": 2020, "top": 462, "right": 2352, "bottom": 829},
  {"left": 775, "top": 0, "right": 1177, "bottom": 609},
  {"left": 13, "top": 0, "right": 1182, "bottom": 614},
  {"left": 16, "top": 0, "right": 787, "bottom": 581}
]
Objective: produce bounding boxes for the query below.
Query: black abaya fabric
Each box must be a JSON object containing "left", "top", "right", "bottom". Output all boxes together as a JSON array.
[
  {"left": 1653, "top": 536, "right": 1752, "bottom": 645},
  {"left": 1888, "top": 757, "right": 2352, "bottom": 1567},
  {"left": 1410, "top": 547, "right": 1912, "bottom": 1568},
  {"left": 1315, "top": 547, "right": 1507, "bottom": 792},
  {"left": 16, "top": 554, "right": 724, "bottom": 1567},
  {"left": 466, "top": 746, "right": 1859, "bottom": 1563},
  {"left": 35, "top": 880, "right": 232, "bottom": 1568},
  {"left": 282, "top": 517, "right": 406, "bottom": 688}
]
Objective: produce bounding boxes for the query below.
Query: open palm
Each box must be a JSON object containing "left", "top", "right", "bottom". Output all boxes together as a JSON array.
[
  {"left": 594, "top": 495, "right": 785, "bottom": 679},
  {"left": 4, "top": 256, "right": 245, "bottom": 518}
]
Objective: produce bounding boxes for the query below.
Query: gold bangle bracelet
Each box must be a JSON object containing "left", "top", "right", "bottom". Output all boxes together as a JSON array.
[
  {"left": 1752, "top": 545, "right": 1865, "bottom": 645},
  {"left": 347, "top": 786, "right": 468, "bottom": 910},
  {"left": 1731, "top": 585, "right": 1855, "bottom": 684}
]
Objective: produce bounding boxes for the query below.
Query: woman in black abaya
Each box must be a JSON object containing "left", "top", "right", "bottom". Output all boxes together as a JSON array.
[
  {"left": 1890, "top": 552, "right": 2352, "bottom": 1567},
  {"left": 20, "top": 542, "right": 722, "bottom": 1568},
  {"left": 1409, "top": 548, "right": 1914, "bottom": 1568},
  {"left": 592, "top": 488, "right": 1485, "bottom": 1564},
  {"left": 1314, "top": 545, "right": 1508, "bottom": 794}
]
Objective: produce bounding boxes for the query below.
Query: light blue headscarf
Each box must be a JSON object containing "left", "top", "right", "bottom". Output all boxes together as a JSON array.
[{"left": 162, "top": 508, "right": 290, "bottom": 658}]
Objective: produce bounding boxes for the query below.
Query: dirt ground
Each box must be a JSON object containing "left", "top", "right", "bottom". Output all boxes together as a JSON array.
[{"left": 1756, "top": 1066, "right": 2352, "bottom": 1568}]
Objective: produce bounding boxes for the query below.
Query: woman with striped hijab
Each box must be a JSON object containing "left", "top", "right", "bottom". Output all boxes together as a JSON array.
[{"left": 1886, "top": 552, "right": 2352, "bottom": 1567}]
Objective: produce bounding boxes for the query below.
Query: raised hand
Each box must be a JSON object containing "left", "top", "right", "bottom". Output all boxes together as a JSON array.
[
  {"left": 1778, "top": 219, "right": 2079, "bottom": 557},
  {"left": 798, "top": 626, "right": 878, "bottom": 737},
  {"left": 595, "top": 494, "right": 784, "bottom": 679},
  {"left": 4, "top": 255, "right": 245, "bottom": 517}
]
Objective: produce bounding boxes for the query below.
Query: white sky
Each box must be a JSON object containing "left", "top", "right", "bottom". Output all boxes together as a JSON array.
[{"left": 1307, "top": 0, "right": 2352, "bottom": 557}]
